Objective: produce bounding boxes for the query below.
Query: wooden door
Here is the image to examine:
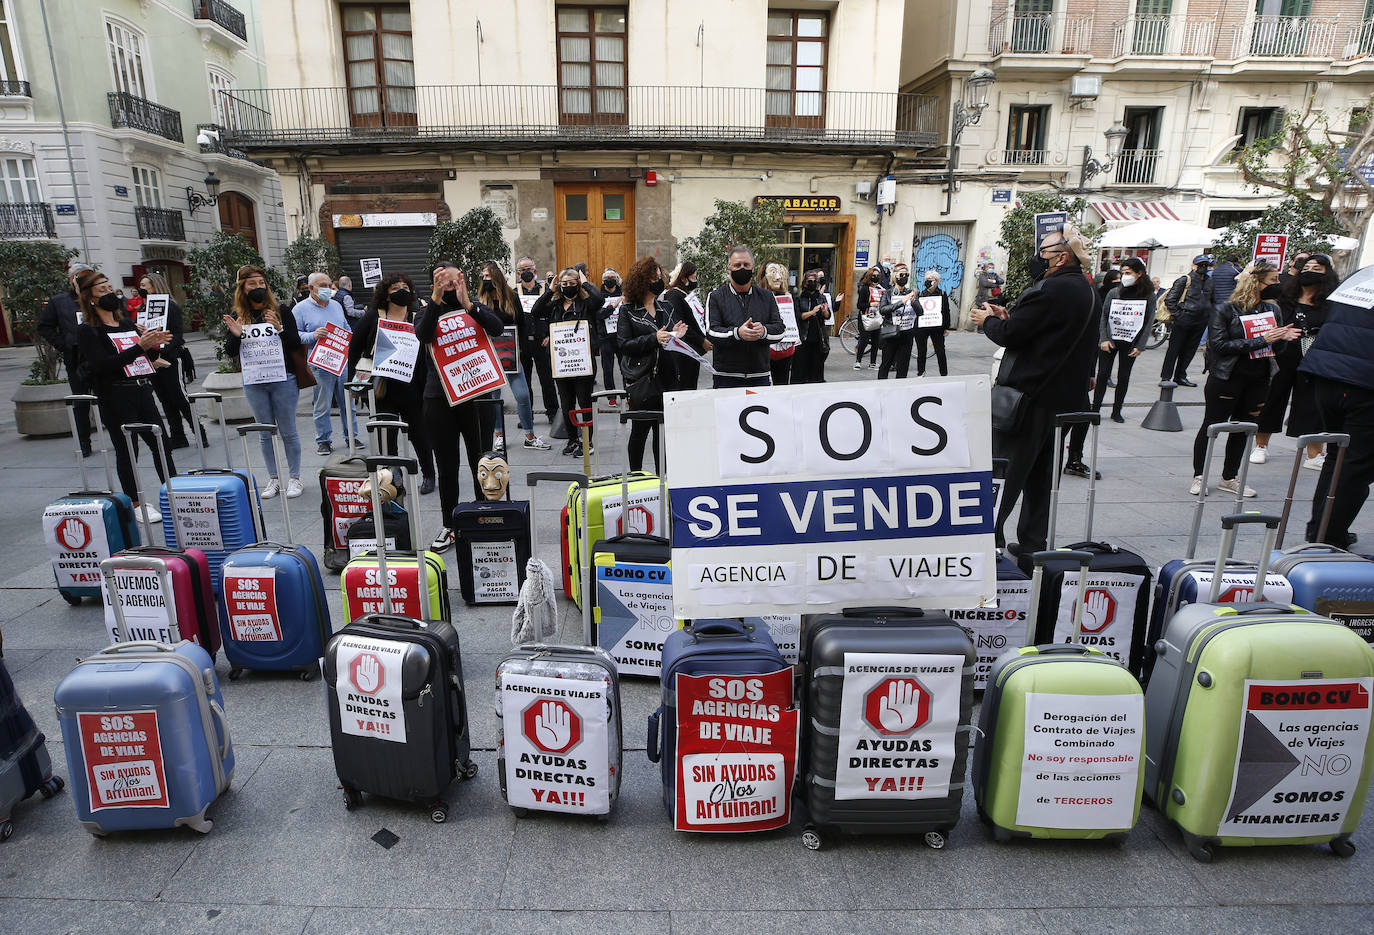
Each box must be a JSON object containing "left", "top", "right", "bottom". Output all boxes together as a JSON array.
[
  {"left": 555, "top": 183, "right": 635, "bottom": 278},
  {"left": 218, "top": 192, "right": 258, "bottom": 252}
]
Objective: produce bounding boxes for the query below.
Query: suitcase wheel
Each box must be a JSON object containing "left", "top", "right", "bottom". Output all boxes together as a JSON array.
[
  {"left": 342, "top": 788, "right": 364, "bottom": 811},
  {"left": 60, "top": 592, "right": 82, "bottom": 607},
  {"left": 991, "top": 825, "right": 1013, "bottom": 845},
  {"left": 1181, "top": 829, "right": 1213, "bottom": 863},
  {"left": 228, "top": 667, "right": 244, "bottom": 681},
  {"left": 39, "top": 776, "right": 64, "bottom": 799},
  {"left": 0, "top": 820, "right": 12, "bottom": 842},
  {"left": 512, "top": 807, "right": 529, "bottom": 819},
  {"left": 1331, "top": 837, "right": 1356, "bottom": 858},
  {"left": 923, "top": 831, "right": 946, "bottom": 850},
  {"left": 299, "top": 669, "right": 316, "bottom": 683},
  {"left": 461, "top": 761, "right": 479, "bottom": 780},
  {"left": 429, "top": 801, "right": 448, "bottom": 824},
  {"left": 801, "top": 826, "right": 823, "bottom": 851}
]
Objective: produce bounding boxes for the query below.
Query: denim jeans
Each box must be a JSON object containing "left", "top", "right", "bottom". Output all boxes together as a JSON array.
[
  {"left": 504, "top": 366, "right": 534, "bottom": 433},
  {"left": 310, "top": 365, "right": 357, "bottom": 446},
  {"left": 243, "top": 378, "right": 303, "bottom": 477}
]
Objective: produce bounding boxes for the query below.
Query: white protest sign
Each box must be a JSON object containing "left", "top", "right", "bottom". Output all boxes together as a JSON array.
[
  {"left": 945, "top": 579, "right": 1032, "bottom": 689},
  {"left": 549, "top": 320, "right": 594, "bottom": 378},
  {"left": 170, "top": 489, "right": 223, "bottom": 552},
  {"left": 1329, "top": 266, "right": 1374, "bottom": 309},
  {"left": 601, "top": 485, "right": 666, "bottom": 538},
  {"left": 1219, "top": 678, "right": 1372, "bottom": 838},
  {"left": 1109, "top": 299, "right": 1147, "bottom": 342},
  {"left": 603, "top": 295, "right": 623, "bottom": 334},
  {"left": 1050, "top": 572, "right": 1145, "bottom": 665},
  {"left": 334, "top": 633, "right": 407, "bottom": 743},
  {"left": 500, "top": 672, "right": 611, "bottom": 814},
  {"left": 347, "top": 535, "right": 397, "bottom": 559},
  {"left": 360, "top": 257, "right": 382, "bottom": 288},
  {"left": 665, "top": 335, "right": 717, "bottom": 375},
  {"left": 372, "top": 318, "right": 419, "bottom": 383},
  {"left": 471, "top": 540, "right": 520, "bottom": 603},
  {"left": 139, "top": 294, "right": 170, "bottom": 334},
  {"left": 101, "top": 565, "right": 177, "bottom": 644},
  {"left": 917, "top": 296, "right": 942, "bottom": 329},
  {"left": 240, "top": 322, "right": 287, "bottom": 385},
  {"left": 44, "top": 501, "right": 112, "bottom": 590},
  {"left": 1015, "top": 692, "right": 1144, "bottom": 830},
  {"left": 775, "top": 294, "right": 800, "bottom": 344},
  {"left": 109, "top": 332, "right": 155, "bottom": 378},
  {"left": 755, "top": 615, "right": 801, "bottom": 665},
  {"left": 835, "top": 652, "right": 963, "bottom": 800},
  {"left": 686, "top": 292, "right": 707, "bottom": 332},
  {"left": 595, "top": 562, "right": 679, "bottom": 676},
  {"left": 519, "top": 292, "right": 540, "bottom": 317},
  {"left": 665, "top": 378, "right": 995, "bottom": 618},
  {"left": 1179, "top": 570, "right": 1293, "bottom": 608}
]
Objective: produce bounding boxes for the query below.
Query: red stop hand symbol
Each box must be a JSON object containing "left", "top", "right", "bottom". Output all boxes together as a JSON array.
[
  {"left": 621, "top": 504, "right": 653, "bottom": 535},
  {"left": 57, "top": 516, "right": 91, "bottom": 551}
]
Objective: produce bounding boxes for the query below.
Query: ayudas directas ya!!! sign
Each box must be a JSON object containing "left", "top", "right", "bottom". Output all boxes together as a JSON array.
[{"left": 664, "top": 378, "right": 996, "bottom": 618}]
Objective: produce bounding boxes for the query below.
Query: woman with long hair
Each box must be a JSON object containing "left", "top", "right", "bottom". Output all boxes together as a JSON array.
[
  {"left": 792, "top": 267, "right": 831, "bottom": 383},
  {"left": 1188, "top": 260, "right": 1301, "bottom": 498},
  {"left": 662, "top": 261, "right": 708, "bottom": 390},
  {"left": 531, "top": 266, "right": 602, "bottom": 457},
  {"left": 222, "top": 266, "right": 305, "bottom": 497},
  {"left": 348, "top": 271, "right": 436, "bottom": 493},
  {"left": 477, "top": 260, "right": 549, "bottom": 451},
  {"left": 617, "top": 257, "right": 684, "bottom": 472},
  {"left": 1252, "top": 253, "right": 1340, "bottom": 469},
  {"left": 137, "top": 271, "right": 199, "bottom": 449},
  {"left": 876, "top": 262, "right": 917, "bottom": 380},
  {"left": 853, "top": 267, "right": 882, "bottom": 370},
  {"left": 74, "top": 269, "right": 176, "bottom": 522}
]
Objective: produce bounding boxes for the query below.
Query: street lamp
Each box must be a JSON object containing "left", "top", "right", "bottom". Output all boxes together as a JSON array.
[
  {"left": 1080, "top": 122, "right": 1129, "bottom": 189},
  {"left": 942, "top": 66, "right": 996, "bottom": 216},
  {"left": 186, "top": 170, "right": 221, "bottom": 216}
]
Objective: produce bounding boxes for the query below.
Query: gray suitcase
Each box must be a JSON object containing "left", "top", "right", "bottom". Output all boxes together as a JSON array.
[{"left": 0, "top": 654, "right": 63, "bottom": 841}]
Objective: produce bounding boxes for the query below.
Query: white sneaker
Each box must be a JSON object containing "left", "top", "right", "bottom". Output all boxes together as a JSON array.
[
  {"left": 260, "top": 478, "right": 281, "bottom": 500},
  {"left": 1302, "top": 454, "right": 1326, "bottom": 472},
  {"left": 1189, "top": 476, "right": 1204, "bottom": 496},
  {"left": 1249, "top": 446, "right": 1268, "bottom": 464},
  {"left": 1218, "top": 477, "right": 1257, "bottom": 498},
  {"left": 852, "top": 362, "right": 863, "bottom": 370},
  {"left": 286, "top": 477, "right": 304, "bottom": 498},
  {"left": 136, "top": 503, "right": 162, "bottom": 524},
  {"left": 868, "top": 362, "right": 879, "bottom": 370}
]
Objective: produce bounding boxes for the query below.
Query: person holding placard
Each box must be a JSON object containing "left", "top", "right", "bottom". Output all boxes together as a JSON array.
[
  {"left": 138, "top": 272, "right": 198, "bottom": 450},
  {"left": 417, "top": 263, "right": 508, "bottom": 551},
  {"left": 349, "top": 272, "right": 437, "bottom": 494},
  {"left": 294, "top": 273, "right": 359, "bottom": 456},
  {"left": 704, "top": 246, "right": 785, "bottom": 388},
  {"left": 663, "top": 261, "right": 709, "bottom": 390},
  {"left": 597, "top": 268, "right": 623, "bottom": 394},
  {"left": 914, "top": 269, "right": 953, "bottom": 378},
  {"left": 760, "top": 262, "right": 797, "bottom": 386},
  {"left": 73, "top": 270, "right": 175, "bottom": 524},
  {"left": 478, "top": 261, "right": 550, "bottom": 451},
  {"left": 533, "top": 267, "right": 602, "bottom": 456},
  {"left": 792, "top": 268, "right": 832, "bottom": 384},
  {"left": 876, "top": 263, "right": 917, "bottom": 380},
  {"left": 516, "top": 257, "right": 559, "bottom": 426},
  {"left": 1187, "top": 260, "right": 1300, "bottom": 499},
  {"left": 852, "top": 267, "right": 883, "bottom": 370},
  {"left": 222, "top": 266, "right": 306, "bottom": 499},
  {"left": 617, "top": 257, "right": 685, "bottom": 472}
]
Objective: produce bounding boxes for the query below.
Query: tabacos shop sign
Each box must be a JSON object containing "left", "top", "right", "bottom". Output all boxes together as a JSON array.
[{"left": 752, "top": 195, "right": 841, "bottom": 214}]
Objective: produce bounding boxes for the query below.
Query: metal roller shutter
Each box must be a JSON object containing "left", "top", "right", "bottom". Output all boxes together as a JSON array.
[{"left": 334, "top": 226, "right": 434, "bottom": 310}]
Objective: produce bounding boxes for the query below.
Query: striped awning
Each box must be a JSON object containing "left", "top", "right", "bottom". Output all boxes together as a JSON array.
[{"left": 1090, "top": 201, "right": 1181, "bottom": 223}]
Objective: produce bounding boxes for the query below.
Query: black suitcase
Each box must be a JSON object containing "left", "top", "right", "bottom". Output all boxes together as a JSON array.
[
  {"left": 798, "top": 606, "right": 976, "bottom": 850},
  {"left": 453, "top": 501, "right": 531, "bottom": 605}
]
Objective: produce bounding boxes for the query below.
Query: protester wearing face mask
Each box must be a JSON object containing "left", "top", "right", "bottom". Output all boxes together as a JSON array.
[
  {"left": 974, "top": 262, "right": 1003, "bottom": 309},
  {"left": 1188, "top": 261, "right": 1301, "bottom": 499},
  {"left": 478, "top": 261, "right": 550, "bottom": 451},
  {"left": 38, "top": 261, "right": 96, "bottom": 457},
  {"left": 760, "top": 262, "right": 797, "bottom": 386},
  {"left": 914, "top": 269, "right": 953, "bottom": 377},
  {"left": 595, "top": 267, "right": 624, "bottom": 397},
  {"left": 704, "top": 246, "right": 785, "bottom": 388},
  {"left": 617, "top": 257, "right": 685, "bottom": 471},
  {"left": 853, "top": 267, "right": 883, "bottom": 370},
  {"left": 1160, "top": 255, "right": 1215, "bottom": 387},
  {"left": 531, "top": 266, "right": 603, "bottom": 455},
  {"left": 663, "top": 261, "right": 709, "bottom": 390},
  {"left": 515, "top": 256, "right": 559, "bottom": 427},
  {"left": 874, "top": 263, "right": 917, "bottom": 380},
  {"left": 293, "top": 272, "right": 359, "bottom": 456},
  {"left": 1253, "top": 254, "right": 1339, "bottom": 470},
  {"left": 136, "top": 272, "right": 200, "bottom": 450},
  {"left": 792, "top": 268, "right": 831, "bottom": 384}
]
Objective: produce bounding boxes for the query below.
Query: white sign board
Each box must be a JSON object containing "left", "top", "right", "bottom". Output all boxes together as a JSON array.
[
  {"left": 360, "top": 258, "right": 382, "bottom": 288},
  {"left": 775, "top": 294, "right": 800, "bottom": 345},
  {"left": 239, "top": 322, "right": 287, "bottom": 386},
  {"left": 44, "top": 501, "right": 112, "bottom": 590},
  {"left": 499, "top": 672, "right": 612, "bottom": 815},
  {"left": 664, "top": 378, "right": 995, "bottom": 618},
  {"left": 917, "top": 296, "right": 942, "bottom": 329},
  {"left": 333, "top": 634, "right": 407, "bottom": 743},
  {"left": 101, "top": 565, "right": 177, "bottom": 645},
  {"left": 549, "top": 319, "right": 594, "bottom": 378},
  {"left": 1108, "top": 299, "right": 1147, "bottom": 342}
]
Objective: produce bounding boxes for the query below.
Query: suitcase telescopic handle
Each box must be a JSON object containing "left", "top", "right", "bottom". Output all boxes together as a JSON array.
[
  {"left": 1210, "top": 513, "right": 1281, "bottom": 604},
  {"left": 1298, "top": 432, "right": 1351, "bottom": 449},
  {"left": 1206, "top": 421, "right": 1258, "bottom": 439},
  {"left": 526, "top": 471, "right": 589, "bottom": 489},
  {"left": 1278, "top": 433, "right": 1351, "bottom": 547},
  {"left": 1220, "top": 513, "right": 1280, "bottom": 530},
  {"left": 1027, "top": 550, "right": 1094, "bottom": 646},
  {"left": 1188, "top": 421, "right": 1260, "bottom": 559},
  {"left": 1031, "top": 550, "right": 1094, "bottom": 569},
  {"left": 619, "top": 410, "right": 664, "bottom": 424},
  {"left": 1054, "top": 411, "right": 1101, "bottom": 427},
  {"left": 364, "top": 455, "right": 420, "bottom": 474},
  {"left": 236, "top": 424, "right": 294, "bottom": 541},
  {"left": 366, "top": 419, "right": 409, "bottom": 433},
  {"left": 94, "top": 640, "right": 178, "bottom": 655}
]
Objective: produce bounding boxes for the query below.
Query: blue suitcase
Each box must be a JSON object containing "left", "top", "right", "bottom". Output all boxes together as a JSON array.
[
  {"left": 159, "top": 393, "right": 263, "bottom": 596},
  {"left": 44, "top": 396, "right": 139, "bottom": 606},
  {"left": 219, "top": 425, "right": 333, "bottom": 681},
  {"left": 53, "top": 639, "right": 235, "bottom": 836},
  {"left": 647, "top": 619, "right": 789, "bottom": 818}
]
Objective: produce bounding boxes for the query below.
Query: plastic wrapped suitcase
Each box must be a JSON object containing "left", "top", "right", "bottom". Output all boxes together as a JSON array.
[
  {"left": 158, "top": 393, "right": 263, "bottom": 595},
  {"left": 1144, "top": 513, "right": 1374, "bottom": 861},
  {"left": 0, "top": 652, "right": 64, "bottom": 841},
  {"left": 323, "top": 467, "right": 478, "bottom": 822},
  {"left": 797, "top": 607, "right": 975, "bottom": 850},
  {"left": 53, "top": 639, "right": 235, "bottom": 836},
  {"left": 44, "top": 395, "right": 139, "bottom": 606},
  {"left": 218, "top": 424, "right": 333, "bottom": 681},
  {"left": 103, "top": 425, "right": 220, "bottom": 657},
  {"left": 973, "top": 550, "right": 1145, "bottom": 842}
]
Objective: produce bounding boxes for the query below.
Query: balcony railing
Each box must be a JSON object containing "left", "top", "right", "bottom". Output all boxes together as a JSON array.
[
  {"left": 0, "top": 79, "right": 31, "bottom": 97},
  {"left": 219, "top": 85, "right": 942, "bottom": 150},
  {"left": 1343, "top": 18, "right": 1374, "bottom": 58},
  {"left": 1234, "top": 16, "right": 1340, "bottom": 58},
  {"left": 196, "top": 123, "right": 253, "bottom": 161},
  {"left": 0, "top": 202, "right": 56, "bottom": 238},
  {"left": 135, "top": 206, "right": 185, "bottom": 242},
  {"left": 988, "top": 12, "right": 1095, "bottom": 55},
  {"left": 193, "top": 0, "right": 247, "bottom": 42},
  {"left": 1111, "top": 14, "right": 1218, "bottom": 57},
  {"left": 985, "top": 149, "right": 1069, "bottom": 169},
  {"left": 108, "top": 91, "right": 183, "bottom": 144},
  {"left": 1113, "top": 149, "right": 1162, "bottom": 185}
]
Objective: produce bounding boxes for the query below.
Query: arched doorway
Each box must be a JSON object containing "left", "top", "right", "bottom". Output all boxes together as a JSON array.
[{"left": 218, "top": 192, "right": 258, "bottom": 252}]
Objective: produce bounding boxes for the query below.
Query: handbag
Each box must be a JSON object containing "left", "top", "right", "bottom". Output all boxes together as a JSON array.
[
  {"left": 879, "top": 321, "right": 899, "bottom": 340},
  {"left": 861, "top": 309, "right": 882, "bottom": 332},
  {"left": 990, "top": 384, "right": 1027, "bottom": 433},
  {"left": 289, "top": 346, "right": 316, "bottom": 390}
]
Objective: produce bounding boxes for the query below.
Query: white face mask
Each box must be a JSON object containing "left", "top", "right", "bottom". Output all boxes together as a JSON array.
[{"left": 1121, "top": 274, "right": 1137, "bottom": 287}]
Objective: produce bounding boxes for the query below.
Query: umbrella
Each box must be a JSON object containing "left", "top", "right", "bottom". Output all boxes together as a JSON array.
[{"left": 1097, "top": 220, "right": 1219, "bottom": 249}]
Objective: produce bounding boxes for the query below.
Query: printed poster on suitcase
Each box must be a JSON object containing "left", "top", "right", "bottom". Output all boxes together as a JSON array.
[
  {"left": 595, "top": 561, "right": 678, "bottom": 676},
  {"left": 835, "top": 652, "right": 962, "bottom": 800},
  {"left": 101, "top": 566, "right": 177, "bottom": 644},
  {"left": 343, "top": 562, "right": 430, "bottom": 619},
  {"left": 333, "top": 634, "right": 407, "bottom": 743},
  {"left": 674, "top": 669, "right": 799, "bottom": 832},
  {"left": 499, "top": 673, "right": 611, "bottom": 814},
  {"left": 325, "top": 477, "right": 370, "bottom": 549},
  {"left": 1051, "top": 572, "right": 1145, "bottom": 665},
  {"left": 77, "top": 711, "right": 169, "bottom": 810},
  {"left": 44, "top": 501, "right": 112, "bottom": 588},
  {"left": 1219, "top": 678, "right": 1373, "bottom": 838},
  {"left": 223, "top": 567, "right": 282, "bottom": 642},
  {"left": 945, "top": 580, "right": 1032, "bottom": 689}
]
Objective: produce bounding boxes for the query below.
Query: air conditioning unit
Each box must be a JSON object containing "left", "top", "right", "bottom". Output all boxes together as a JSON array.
[{"left": 1069, "top": 76, "right": 1101, "bottom": 100}]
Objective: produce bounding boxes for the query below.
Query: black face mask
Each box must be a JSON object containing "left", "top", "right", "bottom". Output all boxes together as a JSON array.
[
  {"left": 1297, "top": 270, "right": 1325, "bottom": 287},
  {"left": 685, "top": 280, "right": 698, "bottom": 291},
  {"left": 519, "top": 270, "right": 535, "bottom": 283},
  {"left": 297, "top": 289, "right": 309, "bottom": 299},
  {"left": 925, "top": 280, "right": 938, "bottom": 291},
  {"left": 245, "top": 287, "right": 268, "bottom": 305},
  {"left": 389, "top": 289, "right": 413, "bottom": 307},
  {"left": 442, "top": 289, "right": 460, "bottom": 307},
  {"left": 730, "top": 267, "right": 753, "bottom": 286},
  {"left": 97, "top": 293, "right": 122, "bottom": 312},
  {"left": 1028, "top": 256, "right": 1050, "bottom": 281},
  {"left": 137, "top": 288, "right": 149, "bottom": 298},
  {"left": 561, "top": 284, "right": 579, "bottom": 297},
  {"left": 895, "top": 274, "right": 909, "bottom": 286},
  {"left": 649, "top": 280, "right": 665, "bottom": 296},
  {"left": 602, "top": 279, "right": 618, "bottom": 292},
  {"left": 803, "top": 280, "right": 816, "bottom": 291},
  {"left": 1261, "top": 283, "right": 1284, "bottom": 300}
]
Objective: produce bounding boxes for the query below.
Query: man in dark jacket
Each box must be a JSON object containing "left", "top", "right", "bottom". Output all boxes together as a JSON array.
[
  {"left": 515, "top": 256, "right": 559, "bottom": 428},
  {"left": 971, "top": 224, "right": 1097, "bottom": 554},
  {"left": 1159, "top": 255, "right": 1214, "bottom": 386},
  {"left": 37, "top": 262, "right": 94, "bottom": 456},
  {"left": 1298, "top": 271, "right": 1374, "bottom": 546},
  {"left": 1210, "top": 252, "right": 1243, "bottom": 309},
  {"left": 704, "top": 246, "right": 785, "bottom": 387}
]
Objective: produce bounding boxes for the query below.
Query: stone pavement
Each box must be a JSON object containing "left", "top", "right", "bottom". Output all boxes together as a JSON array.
[{"left": 0, "top": 330, "right": 1370, "bottom": 935}]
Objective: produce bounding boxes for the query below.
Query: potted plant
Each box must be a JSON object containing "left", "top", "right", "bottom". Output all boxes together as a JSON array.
[{"left": 2, "top": 239, "right": 81, "bottom": 436}]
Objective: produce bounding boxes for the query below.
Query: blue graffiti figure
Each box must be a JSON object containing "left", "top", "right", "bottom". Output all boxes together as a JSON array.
[{"left": 914, "top": 234, "right": 964, "bottom": 296}]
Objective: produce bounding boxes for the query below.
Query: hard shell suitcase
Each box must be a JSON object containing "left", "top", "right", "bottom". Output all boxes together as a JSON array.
[
  {"left": 158, "top": 393, "right": 263, "bottom": 595},
  {"left": 320, "top": 397, "right": 405, "bottom": 572},
  {"left": 563, "top": 472, "right": 662, "bottom": 608},
  {"left": 218, "top": 424, "right": 333, "bottom": 681},
  {"left": 1143, "top": 513, "right": 1374, "bottom": 861},
  {"left": 0, "top": 653, "right": 64, "bottom": 840},
  {"left": 104, "top": 425, "right": 220, "bottom": 657},
  {"left": 343, "top": 418, "right": 414, "bottom": 561},
  {"left": 324, "top": 464, "right": 477, "bottom": 821},
  {"left": 973, "top": 550, "right": 1145, "bottom": 842},
  {"left": 797, "top": 607, "right": 976, "bottom": 850},
  {"left": 1022, "top": 414, "right": 1154, "bottom": 677},
  {"left": 53, "top": 639, "right": 235, "bottom": 836},
  {"left": 45, "top": 395, "right": 139, "bottom": 606},
  {"left": 496, "top": 643, "right": 623, "bottom": 818}
]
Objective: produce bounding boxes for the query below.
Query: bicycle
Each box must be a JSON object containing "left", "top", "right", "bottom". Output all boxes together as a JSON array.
[
  {"left": 837, "top": 315, "right": 860, "bottom": 355},
  {"left": 1145, "top": 318, "right": 1170, "bottom": 350}
]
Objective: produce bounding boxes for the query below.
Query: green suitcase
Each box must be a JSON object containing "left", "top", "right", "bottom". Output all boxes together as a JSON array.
[{"left": 563, "top": 472, "right": 663, "bottom": 608}]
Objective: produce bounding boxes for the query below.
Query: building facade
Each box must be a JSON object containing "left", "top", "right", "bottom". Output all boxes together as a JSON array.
[{"left": 0, "top": 0, "right": 287, "bottom": 340}]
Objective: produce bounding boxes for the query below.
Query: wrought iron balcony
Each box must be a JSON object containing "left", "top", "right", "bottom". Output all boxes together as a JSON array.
[
  {"left": 985, "top": 149, "right": 1070, "bottom": 170},
  {"left": 988, "top": 12, "right": 1095, "bottom": 55},
  {"left": 1111, "top": 14, "right": 1218, "bottom": 57},
  {"left": 135, "top": 206, "right": 185, "bottom": 242},
  {"left": 0, "top": 202, "right": 56, "bottom": 238},
  {"left": 1343, "top": 18, "right": 1374, "bottom": 58},
  {"left": 1113, "top": 149, "right": 1162, "bottom": 185},
  {"left": 108, "top": 91, "right": 183, "bottom": 144},
  {"left": 0, "top": 79, "right": 31, "bottom": 97},
  {"left": 1236, "top": 16, "right": 1340, "bottom": 58},
  {"left": 193, "top": 0, "right": 247, "bottom": 42},
  {"left": 219, "top": 85, "right": 942, "bottom": 151},
  {"left": 196, "top": 123, "right": 253, "bottom": 161}
]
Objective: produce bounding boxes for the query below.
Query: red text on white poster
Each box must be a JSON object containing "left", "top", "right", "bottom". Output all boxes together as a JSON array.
[
  {"left": 77, "top": 711, "right": 169, "bottom": 810},
  {"left": 429, "top": 311, "right": 508, "bottom": 405},
  {"left": 109, "top": 332, "right": 156, "bottom": 378},
  {"left": 223, "top": 566, "right": 282, "bottom": 642},
  {"left": 307, "top": 321, "right": 352, "bottom": 376}
]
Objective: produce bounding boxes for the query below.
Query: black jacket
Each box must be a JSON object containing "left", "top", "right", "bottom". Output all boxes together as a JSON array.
[
  {"left": 76, "top": 318, "right": 167, "bottom": 393},
  {"left": 616, "top": 299, "right": 678, "bottom": 405},
  {"left": 796, "top": 287, "right": 831, "bottom": 347},
  {"left": 517, "top": 282, "right": 549, "bottom": 346},
  {"left": 596, "top": 286, "right": 622, "bottom": 343},
  {"left": 414, "top": 297, "right": 506, "bottom": 400},
  {"left": 1207, "top": 299, "right": 1281, "bottom": 382},
  {"left": 704, "top": 282, "right": 784, "bottom": 380},
  {"left": 1300, "top": 292, "right": 1374, "bottom": 390},
  {"left": 912, "top": 286, "right": 953, "bottom": 332},
  {"left": 983, "top": 267, "right": 1097, "bottom": 415},
  {"left": 663, "top": 287, "right": 708, "bottom": 353},
  {"left": 348, "top": 305, "right": 428, "bottom": 410},
  {"left": 1164, "top": 269, "right": 1215, "bottom": 323},
  {"left": 38, "top": 291, "right": 82, "bottom": 357},
  {"left": 532, "top": 284, "right": 604, "bottom": 359}
]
